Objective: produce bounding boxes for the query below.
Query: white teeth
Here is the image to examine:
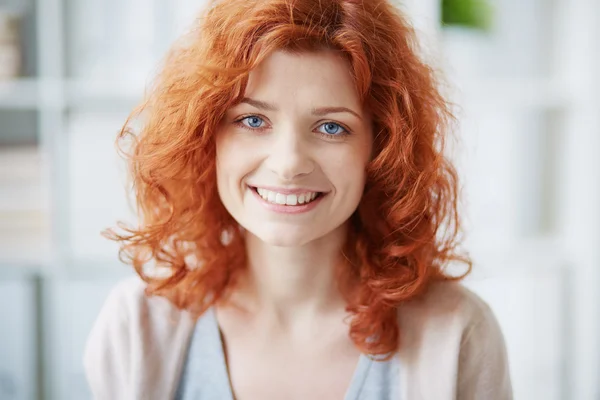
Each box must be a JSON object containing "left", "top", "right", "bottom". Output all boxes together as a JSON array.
[
  {"left": 275, "top": 193, "right": 286, "bottom": 204},
  {"left": 255, "top": 187, "right": 320, "bottom": 206},
  {"left": 287, "top": 194, "right": 298, "bottom": 205}
]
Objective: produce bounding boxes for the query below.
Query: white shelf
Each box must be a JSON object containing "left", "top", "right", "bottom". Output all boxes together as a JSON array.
[
  {"left": 65, "top": 79, "right": 145, "bottom": 110},
  {"left": 0, "top": 78, "right": 145, "bottom": 111},
  {"left": 0, "top": 78, "right": 65, "bottom": 110},
  {"left": 0, "top": 78, "right": 40, "bottom": 109},
  {"left": 0, "top": 279, "right": 38, "bottom": 400},
  {"left": 453, "top": 78, "right": 572, "bottom": 110},
  {"left": 0, "top": 233, "right": 51, "bottom": 268}
]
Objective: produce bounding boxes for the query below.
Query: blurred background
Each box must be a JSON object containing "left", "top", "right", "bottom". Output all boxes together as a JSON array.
[{"left": 0, "top": 0, "right": 598, "bottom": 398}]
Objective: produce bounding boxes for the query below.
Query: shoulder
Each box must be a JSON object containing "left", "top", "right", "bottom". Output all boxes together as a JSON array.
[
  {"left": 86, "top": 275, "right": 195, "bottom": 345},
  {"left": 398, "top": 279, "right": 504, "bottom": 333},
  {"left": 405, "top": 280, "right": 496, "bottom": 323},
  {"left": 92, "top": 275, "right": 192, "bottom": 328},
  {"left": 398, "top": 280, "right": 500, "bottom": 343},
  {"left": 83, "top": 276, "right": 195, "bottom": 399},
  {"left": 397, "top": 281, "right": 513, "bottom": 399}
]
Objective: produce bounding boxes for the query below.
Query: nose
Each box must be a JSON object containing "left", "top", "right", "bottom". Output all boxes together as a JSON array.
[{"left": 265, "top": 127, "right": 315, "bottom": 181}]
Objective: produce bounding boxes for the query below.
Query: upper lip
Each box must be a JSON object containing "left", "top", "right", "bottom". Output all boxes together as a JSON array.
[{"left": 248, "top": 185, "right": 325, "bottom": 195}]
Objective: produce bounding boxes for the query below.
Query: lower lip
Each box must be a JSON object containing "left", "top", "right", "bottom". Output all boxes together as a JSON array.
[{"left": 249, "top": 187, "right": 325, "bottom": 214}]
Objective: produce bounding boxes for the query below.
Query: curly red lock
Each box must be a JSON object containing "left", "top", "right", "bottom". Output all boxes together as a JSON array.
[{"left": 106, "top": 0, "right": 471, "bottom": 357}]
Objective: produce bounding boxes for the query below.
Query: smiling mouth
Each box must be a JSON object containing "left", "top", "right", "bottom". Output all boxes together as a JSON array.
[{"left": 250, "top": 186, "right": 324, "bottom": 206}]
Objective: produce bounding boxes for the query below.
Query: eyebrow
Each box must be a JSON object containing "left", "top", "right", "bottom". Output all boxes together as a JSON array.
[{"left": 240, "top": 97, "right": 363, "bottom": 120}]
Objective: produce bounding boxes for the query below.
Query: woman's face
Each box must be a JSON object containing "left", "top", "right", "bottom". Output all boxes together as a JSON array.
[{"left": 216, "top": 49, "right": 373, "bottom": 247}]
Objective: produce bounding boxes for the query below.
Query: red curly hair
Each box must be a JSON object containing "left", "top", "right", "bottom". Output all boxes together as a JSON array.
[{"left": 106, "top": 0, "right": 471, "bottom": 356}]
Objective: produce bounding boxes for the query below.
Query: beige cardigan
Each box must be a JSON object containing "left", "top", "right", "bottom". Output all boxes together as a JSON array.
[{"left": 83, "top": 276, "right": 513, "bottom": 399}]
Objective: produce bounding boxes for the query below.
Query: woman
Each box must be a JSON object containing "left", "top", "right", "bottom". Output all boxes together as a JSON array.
[{"left": 84, "top": 0, "right": 512, "bottom": 399}]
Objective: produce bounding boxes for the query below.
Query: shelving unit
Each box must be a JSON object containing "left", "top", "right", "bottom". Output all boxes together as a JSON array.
[
  {"left": 434, "top": 1, "right": 600, "bottom": 399},
  {"left": 0, "top": 0, "right": 598, "bottom": 399},
  {"left": 0, "top": 79, "right": 40, "bottom": 109}
]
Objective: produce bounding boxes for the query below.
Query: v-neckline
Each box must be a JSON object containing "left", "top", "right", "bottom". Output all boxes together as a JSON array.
[
  {"left": 208, "top": 307, "right": 373, "bottom": 400},
  {"left": 208, "top": 308, "right": 237, "bottom": 400}
]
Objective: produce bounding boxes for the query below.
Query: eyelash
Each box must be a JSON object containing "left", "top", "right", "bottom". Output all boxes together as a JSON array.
[{"left": 233, "top": 115, "right": 351, "bottom": 139}]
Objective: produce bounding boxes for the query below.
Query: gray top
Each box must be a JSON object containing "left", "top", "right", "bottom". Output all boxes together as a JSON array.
[{"left": 175, "top": 308, "right": 401, "bottom": 400}]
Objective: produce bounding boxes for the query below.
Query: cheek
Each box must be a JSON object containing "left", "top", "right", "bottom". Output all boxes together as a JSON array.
[
  {"left": 215, "top": 134, "right": 243, "bottom": 204},
  {"left": 320, "top": 146, "right": 370, "bottom": 198},
  {"left": 331, "top": 141, "right": 371, "bottom": 176},
  {"left": 216, "top": 134, "right": 248, "bottom": 178},
  {"left": 215, "top": 139, "right": 229, "bottom": 190},
  {"left": 216, "top": 132, "right": 263, "bottom": 199}
]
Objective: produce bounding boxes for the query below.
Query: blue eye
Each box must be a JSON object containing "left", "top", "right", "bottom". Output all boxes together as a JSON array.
[
  {"left": 319, "top": 122, "right": 346, "bottom": 136},
  {"left": 234, "top": 116, "right": 349, "bottom": 139},
  {"left": 242, "top": 116, "right": 264, "bottom": 128}
]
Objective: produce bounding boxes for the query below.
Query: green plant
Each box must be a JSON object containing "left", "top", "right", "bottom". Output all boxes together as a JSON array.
[{"left": 441, "top": 0, "right": 493, "bottom": 31}]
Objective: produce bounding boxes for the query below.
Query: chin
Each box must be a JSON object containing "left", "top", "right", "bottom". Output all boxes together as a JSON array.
[{"left": 251, "top": 226, "right": 315, "bottom": 248}]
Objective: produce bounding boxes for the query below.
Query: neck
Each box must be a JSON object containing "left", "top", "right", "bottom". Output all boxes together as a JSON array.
[{"left": 235, "top": 223, "right": 350, "bottom": 325}]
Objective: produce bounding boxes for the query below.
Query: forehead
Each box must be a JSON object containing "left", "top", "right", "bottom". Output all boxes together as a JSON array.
[{"left": 243, "top": 50, "right": 362, "bottom": 111}]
